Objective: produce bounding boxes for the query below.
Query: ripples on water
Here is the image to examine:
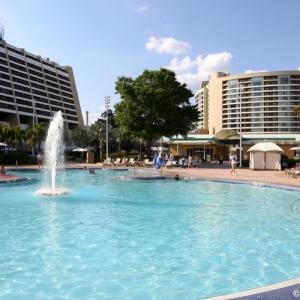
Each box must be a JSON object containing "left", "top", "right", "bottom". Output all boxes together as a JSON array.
[{"left": 0, "top": 170, "right": 300, "bottom": 299}]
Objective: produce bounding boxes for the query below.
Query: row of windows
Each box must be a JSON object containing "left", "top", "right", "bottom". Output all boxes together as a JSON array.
[
  {"left": 13, "top": 84, "right": 31, "bottom": 93},
  {"left": 0, "top": 102, "right": 15, "bottom": 111},
  {"left": 8, "top": 55, "right": 26, "bottom": 66}
]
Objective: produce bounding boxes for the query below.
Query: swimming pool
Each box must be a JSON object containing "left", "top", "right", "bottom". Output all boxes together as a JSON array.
[{"left": 1, "top": 169, "right": 300, "bottom": 299}]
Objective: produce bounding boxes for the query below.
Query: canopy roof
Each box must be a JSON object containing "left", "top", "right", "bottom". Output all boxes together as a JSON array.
[
  {"left": 214, "top": 129, "right": 240, "bottom": 144},
  {"left": 248, "top": 140, "right": 283, "bottom": 153}
]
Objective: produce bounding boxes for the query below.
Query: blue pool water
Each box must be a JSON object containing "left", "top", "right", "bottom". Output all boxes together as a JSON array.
[{"left": 1, "top": 169, "right": 300, "bottom": 299}]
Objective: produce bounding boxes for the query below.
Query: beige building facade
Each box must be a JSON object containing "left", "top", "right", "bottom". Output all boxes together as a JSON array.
[
  {"left": 169, "top": 70, "right": 300, "bottom": 160},
  {"left": 0, "top": 40, "right": 84, "bottom": 133}
]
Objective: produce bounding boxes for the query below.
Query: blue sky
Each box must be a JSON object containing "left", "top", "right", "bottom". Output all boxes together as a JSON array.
[{"left": 1, "top": 0, "right": 300, "bottom": 125}]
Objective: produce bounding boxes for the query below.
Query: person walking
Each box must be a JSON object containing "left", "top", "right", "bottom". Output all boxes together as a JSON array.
[{"left": 230, "top": 152, "right": 238, "bottom": 176}]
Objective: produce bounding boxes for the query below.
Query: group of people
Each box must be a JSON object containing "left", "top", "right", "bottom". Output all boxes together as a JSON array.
[{"left": 178, "top": 155, "right": 200, "bottom": 169}]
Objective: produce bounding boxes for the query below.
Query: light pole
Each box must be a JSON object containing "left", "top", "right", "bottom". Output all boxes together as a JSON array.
[
  {"left": 105, "top": 95, "right": 110, "bottom": 161},
  {"left": 32, "top": 99, "right": 36, "bottom": 156},
  {"left": 236, "top": 84, "right": 243, "bottom": 167}
]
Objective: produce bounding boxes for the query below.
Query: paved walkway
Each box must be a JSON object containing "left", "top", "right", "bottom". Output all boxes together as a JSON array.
[{"left": 1, "top": 162, "right": 300, "bottom": 188}]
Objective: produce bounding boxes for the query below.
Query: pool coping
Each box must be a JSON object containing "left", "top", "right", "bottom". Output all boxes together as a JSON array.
[{"left": 201, "top": 277, "right": 300, "bottom": 299}]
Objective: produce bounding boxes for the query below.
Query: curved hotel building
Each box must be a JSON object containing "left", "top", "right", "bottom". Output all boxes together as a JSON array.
[
  {"left": 0, "top": 39, "right": 84, "bottom": 134},
  {"left": 169, "top": 70, "right": 300, "bottom": 159}
]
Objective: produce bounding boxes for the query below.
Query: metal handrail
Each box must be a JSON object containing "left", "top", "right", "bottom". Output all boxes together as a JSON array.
[{"left": 290, "top": 196, "right": 300, "bottom": 212}]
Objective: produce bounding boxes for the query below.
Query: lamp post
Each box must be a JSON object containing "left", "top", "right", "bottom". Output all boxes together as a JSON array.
[
  {"left": 105, "top": 95, "right": 110, "bottom": 161},
  {"left": 32, "top": 99, "right": 36, "bottom": 156},
  {"left": 236, "top": 84, "right": 243, "bottom": 167}
]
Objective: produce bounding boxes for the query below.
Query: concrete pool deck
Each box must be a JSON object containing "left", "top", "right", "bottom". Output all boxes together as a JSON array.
[
  {"left": 2, "top": 161, "right": 300, "bottom": 188},
  {"left": 2, "top": 162, "right": 300, "bottom": 299}
]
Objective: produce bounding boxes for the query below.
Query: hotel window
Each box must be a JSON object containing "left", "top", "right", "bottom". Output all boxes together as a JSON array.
[{"left": 279, "top": 76, "right": 289, "bottom": 85}]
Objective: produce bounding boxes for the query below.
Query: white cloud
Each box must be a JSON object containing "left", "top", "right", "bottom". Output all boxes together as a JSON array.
[
  {"left": 166, "top": 52, "right": 233, "bottom": 92},
  {"left": 146, "top": 36, "right": 191, "bottom": 55},
  {"left": 167, "top": 56, "right": 197, "bottom": 72},
  {"left": 137, "top": 6, "right": 148, "bottom": 12},
  {"left": 245, "top": 69, "right": 268, "bottom": 74}
]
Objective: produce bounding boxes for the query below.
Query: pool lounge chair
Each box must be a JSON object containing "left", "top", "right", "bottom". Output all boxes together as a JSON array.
[
  {"left": 104, "top": 157, "right": 113, "bottom": 167},
  {"left": 127, "top": 158, "right": 136, "bottom": 166},
  {"left": 165, "top": 161, "right": 172, "bottom": 168},
  {"left": 158, "top": 158, "right": 166, "bottom": 167},
  {"left": 172, "top": 160, "right": 178, "bottom": 167},
  {"left": 146, "top": 160, "right": 154, "bottom": 167},
  {"left": 142, "top": 159, "right": 149, "bottom": 167},
  {"left": 113, "top": 158, "right": 121, "bottom": 167}
]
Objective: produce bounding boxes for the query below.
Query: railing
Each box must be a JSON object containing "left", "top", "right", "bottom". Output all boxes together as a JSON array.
[{"left": 290, "top": 196, "right": 300, "bottom": 212}]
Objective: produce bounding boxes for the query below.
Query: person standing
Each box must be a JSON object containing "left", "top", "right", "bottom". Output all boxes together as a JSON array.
[
  {"left": 165, "top": 153, "right": 169, "bottom": 162},
  {"left": 169, "top": 152, "right": 174, "bottom": 168},
  {"left": 214, "top": 154, "right": 218, "bottom": 167},
  {"left": 37, "top": 152, "right": 43, "bottom": 169},
  {"left": 219, "top": 153, "right": 223, "bottom": 166},
  {"left": 230, "top": 152, "right": 238, "bottom": 176}
]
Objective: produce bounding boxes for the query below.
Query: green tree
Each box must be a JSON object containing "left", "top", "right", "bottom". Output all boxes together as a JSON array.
[
  {"left": 26, "top": 122, "right": 46, "bottom": 152},
  {"left": 10, "top": 126, "right": 26, "bottom": 151},
  {"left": 71, "top": 127, "right": 90, "bottom": 148},
  {"left": 0, "top": 124, "right": 11, "bottom": 143},
  {"left": 114, "top": 68, "right": 199, "bottom": 158}
]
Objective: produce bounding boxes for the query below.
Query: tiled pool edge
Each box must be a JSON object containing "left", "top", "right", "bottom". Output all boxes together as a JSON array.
[{"left": 200, "top": 277, "right": 300, "bottom": 299}]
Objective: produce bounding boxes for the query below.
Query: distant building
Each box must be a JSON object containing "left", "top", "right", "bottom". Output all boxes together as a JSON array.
[
  {"left": 0, "top": 39, "right": 84, "bottom": 134},
  {"left": 168, "top": 70, "right": 300, "bottom": 160}
]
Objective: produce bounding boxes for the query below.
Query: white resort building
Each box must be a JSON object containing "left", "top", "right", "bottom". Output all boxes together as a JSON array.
[{"left": 0, "top": 39, "right": 84, "bottom": 135}]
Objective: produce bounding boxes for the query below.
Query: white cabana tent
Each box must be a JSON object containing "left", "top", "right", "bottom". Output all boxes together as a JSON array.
[{"left": 248, "top": 141, "right": 283, "bottom": 170}]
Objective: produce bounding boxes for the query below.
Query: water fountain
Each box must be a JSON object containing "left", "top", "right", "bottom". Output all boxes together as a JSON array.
[{"left": 37, "top": 110, "right": 69, "bottom": 196}]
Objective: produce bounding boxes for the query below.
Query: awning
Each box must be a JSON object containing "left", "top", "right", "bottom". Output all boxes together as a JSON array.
[
  {"left": 214, "top": 129, "right": 240, "bottom": 141},
  {"left": 166, "top": 140, "right": 211, "bottom": 146}
]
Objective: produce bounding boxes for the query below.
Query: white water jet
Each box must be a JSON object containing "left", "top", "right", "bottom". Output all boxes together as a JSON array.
[{"left": 37, "top": 111, "right": 69, "bottom": 196}]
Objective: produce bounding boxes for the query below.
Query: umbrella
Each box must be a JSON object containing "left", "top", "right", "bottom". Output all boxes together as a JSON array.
[
  {"left": 72, "top": 148, "right": 88, "bottom": 152},
  {"left": 153, "top": 151, "right": 160, "bottom": 169},
  {"left": 290, "top": 147, "right": 300, "bottom": 151},
  {"left": 151, "top": 146, "right": 169, "bottom": 151},
  {"left": 0, "top": 142, "right": 8, "bottom": 146}
]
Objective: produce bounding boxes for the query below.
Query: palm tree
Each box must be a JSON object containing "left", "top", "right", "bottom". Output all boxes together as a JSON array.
[
  {"left": 0, "top": 124, "right": 11, "bottom": 143},
  {"left": 26, "top": 122, "right": 46, "bottom": 153},
  {"left": 10, "top": 126, "right": 26, "bottom": 151}
]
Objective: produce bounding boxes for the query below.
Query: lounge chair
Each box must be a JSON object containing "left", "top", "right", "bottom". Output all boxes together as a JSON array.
[
  {"left": 127, "top": 158, "right": 135, "bottom": 166},
  {"left": 165, "top": 161, "right": 172, "bottom": 168},
  {"left": 158, "top": 158, "right": 166, "bottom": 167},
  {"left": 172, "top": 160, "right": 178, "bottom": 167},
  {"left": 113, "top": 158, "right": 121, "bottom": 167},
  {"left": 146, "top": 160, "right": 154, "bottom": 167},
  {"left": 142, "top": 159, "right": 149, "bottom": 167},
  {"left": 121, "top": 158, "right": 127, "bottom": 166},
  {"left": 104, "top": 157, "right": 113, "bottom": 167}
]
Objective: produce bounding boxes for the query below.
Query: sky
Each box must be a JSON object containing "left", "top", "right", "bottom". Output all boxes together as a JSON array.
[{"left": 1, "top": 0, "right": 300, "bottom": 125}]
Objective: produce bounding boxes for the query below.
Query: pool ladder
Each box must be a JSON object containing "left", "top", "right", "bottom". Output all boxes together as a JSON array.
[{"left": 290, "top": 196, "right": 300, "bottom": 212}]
